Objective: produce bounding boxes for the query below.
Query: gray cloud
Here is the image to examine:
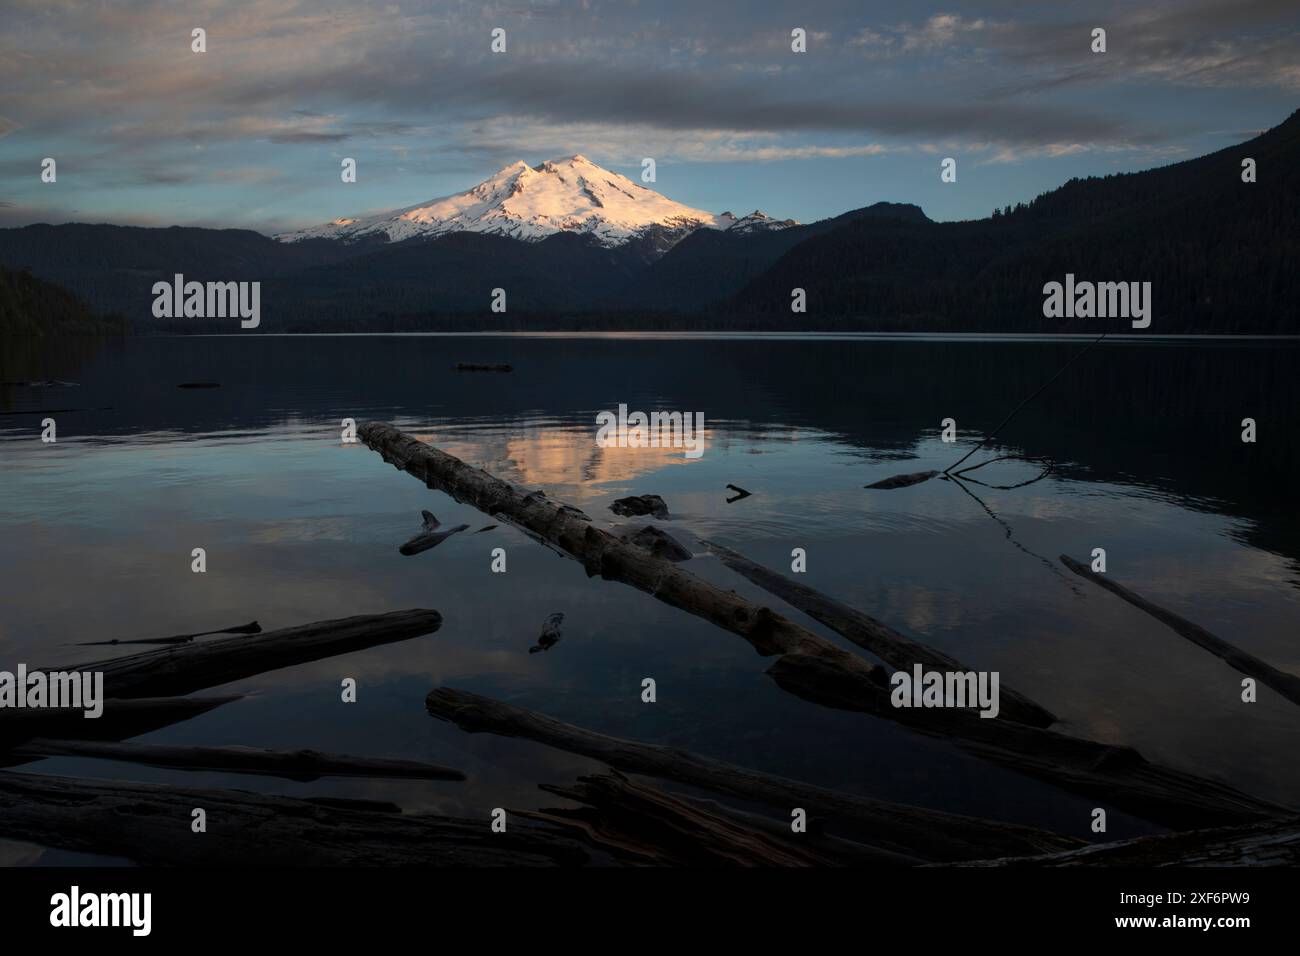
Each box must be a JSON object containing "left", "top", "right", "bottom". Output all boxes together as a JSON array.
[{"left": 0, "top": 0, "right": 1295, "bottom": 231}]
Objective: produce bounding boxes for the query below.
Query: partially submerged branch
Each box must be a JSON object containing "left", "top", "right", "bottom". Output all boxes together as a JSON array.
[
  {"left": 1061, "top": 554, "right": 1300, "bottom": 709},
  {"left": 12, "top": 739, "right": 467, "bottom": 782},
  {"left": 360, "top": 425, "right": 1282, "bottom": 828},
  {"left": 0, "top": 696, "right": 240, "bottom": 767},
  {"left": 426, "top": 686, "right": 1080, "bottom": 862},
  {"left": 952, "top": 815, "right": 1300, "bottom": 867},
  {"left": 0, "top": 772, "right": 586, "bottom": 867},
  {"left": 58, "top": 608, "right": 443, "bottom": 699},
  {"left": 702, "top": 539, "right": 1055, "bottom": 727},
  {"left": 519, "top": 771, "right": 913, "bottom": 866}
]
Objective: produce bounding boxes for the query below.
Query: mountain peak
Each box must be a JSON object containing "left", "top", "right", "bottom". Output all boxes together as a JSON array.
[{"left": 274, "top": 154, "right": 793, "bottom": 248}]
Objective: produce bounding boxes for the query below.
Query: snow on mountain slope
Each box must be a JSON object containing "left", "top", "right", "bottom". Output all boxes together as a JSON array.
[
  {"left": 716, "top": 209, "right": 800, "bottom": 234},
  {"left": 275, "top": 155, "right": 795, "bottom": 247}
]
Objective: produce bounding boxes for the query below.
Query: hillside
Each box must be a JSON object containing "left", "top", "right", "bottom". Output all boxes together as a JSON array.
[
  {"left": 726, "top": 110, "right": 1300, "bottom": 332},
  {"left": 0, "top": 266, "right": 126, "bottom": 336}
]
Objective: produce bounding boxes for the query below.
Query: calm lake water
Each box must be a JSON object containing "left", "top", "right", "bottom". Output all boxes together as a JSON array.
[{"left": 2, "top": 333, "right": 1298, "bottom": 864}]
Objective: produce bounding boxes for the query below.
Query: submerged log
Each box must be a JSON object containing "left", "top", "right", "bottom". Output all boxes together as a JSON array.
[
  {"left": 620, "top": 525, "right": 692, "bottom": 562},
  {"left": 1061, "top": 554, "right": 1300, "bottom": 709},
  {"left": 12, "top": 740, "right": 467, "bottom": 782},
  {"left": 426, "top": 686, "right": 1081, "bottom": 861},
  {"left": 520, "top": 770, "right": 912, "bottom": 866},
  {"left": 766, "top": 652, "right": 1287, "bottom": 829},
  {"left": 703, "top": 539, "right": 1054, "bottom": 727},
  {"left": 953, "top": 815, "right": 1300, "bottom": 867},
  {"left": 361, "top": 424, "right": 1281, "bottom": 828},
  {"left": 0, "top": 696, "right": 240, "bottom": 767},
  {"left": 0, "top": 772, "right": 587, "bottom": 866},
  {"left": 399, "top": 510, "right": 469, "bottom": 556},
  {"left": 864, "top": 469, "right": 938, "bottom": 490},
  {"left": 58, "top": 608, "right": 443, "bottom": 700}
]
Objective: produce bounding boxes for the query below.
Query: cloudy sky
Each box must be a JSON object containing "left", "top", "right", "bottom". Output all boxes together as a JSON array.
[{"left": 1, "top": 0, "right": 1296, "bottom": 234}]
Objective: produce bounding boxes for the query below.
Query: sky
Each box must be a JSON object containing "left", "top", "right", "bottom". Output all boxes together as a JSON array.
[{"left": 1, "top": 0, "right": 1297, "bottom": 234}]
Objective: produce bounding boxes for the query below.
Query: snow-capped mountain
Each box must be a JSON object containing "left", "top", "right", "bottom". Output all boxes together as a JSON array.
[
  {"left": 717, "top": 210, "right": 800, "bottom": 234},
  {"left": 275, "top": 155, "right": 795, "bottom": 247}
]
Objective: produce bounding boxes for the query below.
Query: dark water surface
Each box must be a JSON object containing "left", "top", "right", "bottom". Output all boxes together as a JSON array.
[{"left": 2, "top": 334, "right": 1298, "bottom": 864}]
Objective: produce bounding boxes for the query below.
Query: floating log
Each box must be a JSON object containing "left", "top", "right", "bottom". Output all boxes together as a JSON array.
[
  {"left": 1061, "top": 554, "right": 1300, "bottom": 709},
  {"left": 519, "top": 771, "right": 912, "bottom": 866},
  {"left": 0, "top": 772, "right": 587, "bottom": 866},
  {"left": 361, "top": 424, "right": 1281, "bottom": 828},
  {"left": 177, "top": 382, "right": 220, "bottom": 389},
  {"left": 703, "top": 540, "right": 1054, "bottom": 727},
  {"left": 455, "top": 363, "right": 513, "bottom": 372},
  {"left": 864, "top": 469, "right": 938, "bottom": 490},
  {"left": 953, "top": 815, "right": 1300, "bottom": 867},
  {"left": 0, "top": 696, "right": 240, "bottom": 767},
  {"left": 58, "top": 608, "right": 443, "bottom": 699},
  {"left": 426, "top": 686, "right": 1081, "bottom": 861},
  {"left": 398, "top": 510, "right": 469, "bottom": 556},
  {"left": 12, "top": 740, "right": 466, "bottom": 782}
]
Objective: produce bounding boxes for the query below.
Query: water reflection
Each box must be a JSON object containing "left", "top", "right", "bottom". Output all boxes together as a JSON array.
[{"left": 2, "top": 334, "right": 1298, "bottom": 864}]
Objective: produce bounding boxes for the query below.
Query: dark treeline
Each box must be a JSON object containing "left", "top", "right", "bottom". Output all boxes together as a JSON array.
[
  {"left": 727, "top": 110, "right": 1299, "bottom": 333},
  {"left": 0, "top": 265, "right": 127, "bottom": 336}
]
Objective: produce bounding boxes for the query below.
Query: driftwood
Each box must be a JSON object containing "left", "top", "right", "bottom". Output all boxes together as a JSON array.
[
  {"left": 1061, "top": 554, "right": 1300, "bottom": 709},
  {"left": 703, "top": 539, "right": 1054, "bottom": 727},
  {"left": 74, "top": 620, "right": 262, "bottom": 647},
  {"left": 0, "top": 696, "right": 240, "bottom": 767},
  {"left": 57, "top": 608, "right": 443, "bottom": 699},
  {"left": 953, "top": 815, "right": 1300, "bottom": 867},
  {"left": 12, "top": 740, "right": 466, "bottom": 782},
  {"left": 455, "top": 363, "right": 512, "bottom": 372},
  {"left": 0, "top": 772, "right": 587, "bottom": 866},
  {"left": 517, "top": 771, "right": 912, "bottom": 866},
  {"left": 399, "top": 511, "right": 469, "bottom": 556},
  {"left": 426, "top": 687, "right": 1081, "bottom": 861},
  {"left": 725, "top": 483, "right": 752, "bottom": 502},
  {"left": 361, "top": 424, "right": 1282, "bottom": 828},
  {"left": 865, "top": 469, "right": 938, "bottom": 490}
]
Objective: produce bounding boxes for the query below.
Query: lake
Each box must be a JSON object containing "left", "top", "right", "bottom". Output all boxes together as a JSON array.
[{"left": 2, "top": 333, "right": 1298, "bottom": 864}]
